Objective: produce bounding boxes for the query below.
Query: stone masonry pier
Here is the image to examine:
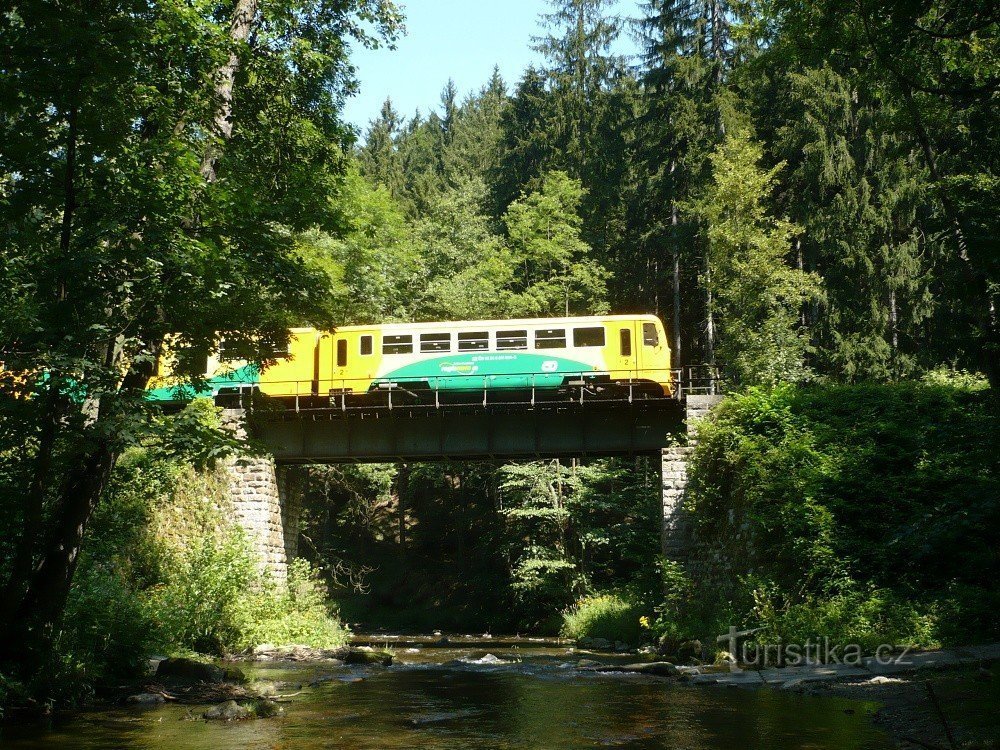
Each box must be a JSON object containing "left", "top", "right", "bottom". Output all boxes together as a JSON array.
[
  {"left": 225, "top": 456, "right": 300, "bottom": 584},
  {"left": 661, "top": 394, "right": 723, "bottom": 561},
  {"left": 222, "top": 409, "right": 301, "bottom": 585}
]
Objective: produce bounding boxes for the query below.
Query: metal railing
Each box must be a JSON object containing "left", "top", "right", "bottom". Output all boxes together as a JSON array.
[{"left": 216, "top": 365, "right": 722, "bottom": 414}]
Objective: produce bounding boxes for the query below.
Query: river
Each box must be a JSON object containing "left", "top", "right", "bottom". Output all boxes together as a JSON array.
[{"left": 2, "top": 634, "right": 892, "bottom": 749}]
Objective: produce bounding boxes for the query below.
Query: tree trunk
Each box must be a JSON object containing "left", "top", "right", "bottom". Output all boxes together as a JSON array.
[
  {"left": 704, "top": 253, "right": 715, "bottom": 367},
  {"left": 0, "top": 387, "right": 62, "bottom": 630},
  {"left": 0, "top": 357, "right": 155, "bottom": 675},
  {"left": 2, "top": 440, "right": 118, "bottom": 674},
  {"left": 200, "top": 0, "right": 260, "bottom": 182},
  {"left": 0, "top": 98, "right": 79, "bottom": 639},
  {"left": 671, "top": 198, "right": 682, "bottom": 363}
]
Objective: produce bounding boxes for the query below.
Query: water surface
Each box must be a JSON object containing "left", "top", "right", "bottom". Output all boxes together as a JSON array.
[{"left": 1, "top": 634, "right": 892, "bottom": 749}]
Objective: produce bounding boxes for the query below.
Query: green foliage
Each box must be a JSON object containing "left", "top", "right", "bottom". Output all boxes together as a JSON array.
[
  {"left": 151, "top": 399, "right": 243, "bottom": 470},
  {"left": 659, "top": 382, "right": 1000, "bottom": 650},
  {"left": 148, "top": 528, "right": 262, "bottom": 655},
  {"left": 244, "top": 559, "right": 351, "bottom": 649},
  {"left": 689, "top": 127, "right": 823, "bottom": 384},
  {"left": 561, "top": 594, "right": 643, "bottom": 644},
  {"left": 504, "top": 171, "right": 610, "bottom": 316},
  {"left": 0, "top": 0, "right": 402, "bottom": 676},
  {"left": 16, "top": 445, "right": 351, "bottom": 708},
  {"left": 752, "top": 586, "right": 938, "bottom": 654}
]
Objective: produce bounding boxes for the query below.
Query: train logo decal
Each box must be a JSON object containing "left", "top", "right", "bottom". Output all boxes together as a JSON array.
[
  {"left": 541, "top": 360, "right": 559, "bottom": 372},
  {"left": 439, "top": 362, "right": 479, "bottom": 375}
]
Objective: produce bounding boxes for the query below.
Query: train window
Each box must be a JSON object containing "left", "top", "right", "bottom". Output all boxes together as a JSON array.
[
  {"left": 458, "top": 331, "right": 489, "bottom": 351},
  {"left": 497, "top": 329, "right": 528, "bottom": 350},
  {"left": 534, "top": 328, "right": 566, "bottom": 349},
  {"left": 360, "top": 335, "right": 373, "bottom": 356},
  {"left": 220, "top": 337, "right": 288, "bottom": 361},
  {"left": 268, "top": 342, "right": 291, "bottom": 359},
  {"left": 420, "top": 332, "right": 451, "bottom": 352},
  {"left": 643, "top": 322, "right": 660, "bottom": 347},
  {"left": 217, "top": 338, "right": 236, "bottom": 362},
  {"left": 619, "top": 328, "right": 632, "bottom": 357},
  {"left": 336, "top": 339, "right": 347, "bottom": 367},
  {"left": 383, "top": 334, "right": 413, "bottom": 354},
  {"left": 573, "top": 327, "right": 605, "bottom": 347}
]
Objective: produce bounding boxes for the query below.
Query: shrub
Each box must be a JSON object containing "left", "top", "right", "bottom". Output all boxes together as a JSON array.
[
  {"left": 148, "top": 530, "right": 262, "bottom": 655},
  {"left": 752, "top": 585, "right": 939, "bottom": 654},
  {"left": 667, "top": 381, "right": 999, "bottom": 650},
  {"left": 561, "top": 594, "right": 644, "bottom": 644},
  {"left": 247, "top": 559, "right": 350, "bottom": 649}
]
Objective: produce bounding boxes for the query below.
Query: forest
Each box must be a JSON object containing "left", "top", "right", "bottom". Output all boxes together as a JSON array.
[{"left": 1, "top": 0, "right": 998, "bottom": 716}]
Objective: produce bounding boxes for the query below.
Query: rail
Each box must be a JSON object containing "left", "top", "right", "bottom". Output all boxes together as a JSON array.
[{"left": 209, "top": 365, "right": 722, "bottom": 414}]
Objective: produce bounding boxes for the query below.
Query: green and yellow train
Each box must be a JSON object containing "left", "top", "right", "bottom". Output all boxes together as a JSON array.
[{"left": 145, "top": 315, "right": 673, "bottom": 406}]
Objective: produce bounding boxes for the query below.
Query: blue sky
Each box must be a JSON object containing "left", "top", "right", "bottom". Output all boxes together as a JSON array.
[{"left": 343, "top": 0, "right": 642, "bottom": 136}]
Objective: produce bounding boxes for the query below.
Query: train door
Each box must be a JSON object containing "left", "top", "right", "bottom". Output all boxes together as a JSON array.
[
  {"left": 332, "top": 334, "right": 348, "bottom": 392},
  {"left": 617, "top": 322, "right": 637, "bottom": 380},
  {"left": 637, "top": 320, "right": 665, "bottom": 382}
]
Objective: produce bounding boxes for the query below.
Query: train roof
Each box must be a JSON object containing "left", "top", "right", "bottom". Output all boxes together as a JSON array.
[{"left": 321, "top": 314, "right": 664, "bottom": 333}]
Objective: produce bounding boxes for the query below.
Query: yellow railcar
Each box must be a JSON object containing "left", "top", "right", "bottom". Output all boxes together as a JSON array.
[
  {"left": 305, "top": 315, "right": 671, "bottom": 402},
  {"left": 147, "top": 316, "right": 672, "bottom": 405}
]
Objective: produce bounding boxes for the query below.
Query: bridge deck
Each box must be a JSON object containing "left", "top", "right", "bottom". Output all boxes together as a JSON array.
[{"left": 249, "top": 397, "right": 686, "bottom": 463}]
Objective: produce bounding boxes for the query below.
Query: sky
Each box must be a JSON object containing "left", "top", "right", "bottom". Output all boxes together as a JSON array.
[{"left": 343, "top": 0, "right": 642, "bottom": 136}]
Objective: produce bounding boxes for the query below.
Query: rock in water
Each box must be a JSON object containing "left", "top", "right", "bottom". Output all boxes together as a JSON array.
[
  {"left": 126, "top": 693, "right": 165, "bottom": 705},
  {"left": 156, "top": 657, "right": 225, "bottom": 683},
  {"left": 621, "top": 662, "right": 678, "bottom": 676},
  {"left": 253, "top": 699, "right": 284, "bottom": 718},
  {"left": 677, "top": 640, "right": 703, "bottom": 662},
  {"left": 464, "top": 653, "right": 507, "bottom": 665},
  {"left": 341, "top": 647, "right": 393, "bottom": 666},
  {"left": 868, "top": 675, "right": 904, "bottom": 685},
  {"left": 203, "top": 700, "right": 252, "bottom": 721}
]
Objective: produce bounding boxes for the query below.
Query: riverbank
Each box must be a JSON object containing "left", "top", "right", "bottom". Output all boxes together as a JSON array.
[{"left": 670, "top": 643, "right": 999, "bottom": 749}]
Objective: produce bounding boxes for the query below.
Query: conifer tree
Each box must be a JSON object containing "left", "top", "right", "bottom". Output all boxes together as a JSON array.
[
  {"left": 689, "top": 127, "right": 823, "bottom": 385},
  {"left": 359, "top": 98, "right": 409, "bottom": 208}
]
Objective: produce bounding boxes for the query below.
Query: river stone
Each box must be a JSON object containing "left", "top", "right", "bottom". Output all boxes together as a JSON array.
[
  {"left": 156, "top": 657, "right": 225, "bottom": 683},
  {"left": 469, "top": 653, "right": 504, "bottom": 664},
  {"left": 203, "top": 700, "right": 252, "bottom": 721},
  {"left": 677, "top": 640, "right": 703, "bottom": 662},
  {"left": 342, "top": 648, "right": 393, "bottom": 666},
  {"left": 253, "top": 699, "right": 284, "bottom": 718},
  {"left": 126, "top": 692, "right": 165, "bottom": 704},
  {"left": 868, "top": 675, "right": 905, "bottom": 684},
  {"left": 623, "top": 662, "right": 679, "bottom": 676},
  {"left": 576, "top": 659, "right": 602, "bottom": 668}
]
